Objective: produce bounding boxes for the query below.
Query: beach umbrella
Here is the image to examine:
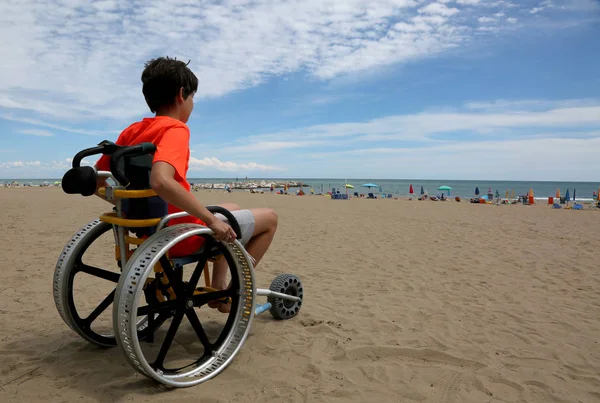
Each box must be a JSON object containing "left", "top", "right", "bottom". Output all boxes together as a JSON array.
[
  {"left": 565, "top": 188, "right": 570, "bottom": 202},
  {"left": 409, "top": 184, "right": 414, "bottom": 194},
  {"left": 344, "top": 184, "right": 354, "bottom": 189},
  {"left": 495, "top": 189, "right": 500, "bottom": 199},
  {"left": 573, "top": 189, "right": 576, "bottom": 202},
  {"left": 420, "top": 185, "right": 424, "bottom": 195},
  {"left": 505, "top": 190, "right": 508, "bottom": 198},
  {"left": 438, "top": 185, "right": 452, "bottom": 196},
  {"left": 556, "top": 188, "right": 560, "bottom": 199},
  {"left": 475, "top": 186, "right": 480, "bottom": 196},
  {"left": 361, "top": 183, "right": 378, "bottom": 188}
]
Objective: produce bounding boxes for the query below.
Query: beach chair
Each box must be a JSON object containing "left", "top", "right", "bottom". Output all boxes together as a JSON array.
[
  {"left": 367, "top": 192, "right": 376, "bottom": 199},
  {"left": 55, "top": 141, "right": 303, "bottom": 388}
]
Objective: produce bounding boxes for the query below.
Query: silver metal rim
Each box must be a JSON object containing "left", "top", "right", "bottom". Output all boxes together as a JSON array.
[
  {"left": 113, "top": 223, "right": 256, "bottom": 387},
  {"left": 53, "top": 219, "right": 117, "bottom": 345}
]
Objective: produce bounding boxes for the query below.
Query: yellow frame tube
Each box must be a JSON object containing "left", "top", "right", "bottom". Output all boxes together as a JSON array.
[
  {"left": 98, "top": 187, "right": 157, "bottom": 199},
  {"left": 99, "top": 212, "right": 161, "bottom": 227}
]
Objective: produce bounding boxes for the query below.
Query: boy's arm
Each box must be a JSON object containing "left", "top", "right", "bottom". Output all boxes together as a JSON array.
[{"left": 150, "top": 162, "right": 237, "bottom": 242}]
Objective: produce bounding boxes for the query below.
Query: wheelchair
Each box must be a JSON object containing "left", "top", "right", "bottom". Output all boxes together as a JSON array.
[{"left": 53, "top": 140, "right": 304, "bottom": 388}]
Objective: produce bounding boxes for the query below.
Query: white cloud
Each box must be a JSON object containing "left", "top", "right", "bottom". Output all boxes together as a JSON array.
[
  {"left": 189, "top": 156, "right": 284, "bottom": 172},
  {"left": 418, "top": 2, "right": 460, "bottom": 16},
  {"left": 4, "top": 99, "right": 600, "bottom": 180},
  {"left": 2, "top": 114, "right": 118, "bottom": 136},
  {"left": 478, "top": 16, "right": 496, "bottom": 23},
  {"left": 0, "top": 155, "right": 281, "bottom": 176},
  {"left": 507, "top": 17, "right": 518, "bottom": 23},
  {"left": 20, "top": 129, "right": 53, "bottom": 136},
  {"left": 213, "top": 100, "right": 600, "bottom": 153},
  {"left": 298, "top": 136, "right": 600, "bottom": 181},
  {"left": 0, "top": 160, "right": 41, "bottom": 168},
  {"left": 0, "top": 0, "right": 576, "bottom": 126},
  {"left": 192, "top": 99, "right": 600, "bottom": 179}
]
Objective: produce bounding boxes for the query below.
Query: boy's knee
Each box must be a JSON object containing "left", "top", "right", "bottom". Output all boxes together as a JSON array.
[
  {"left": 255, "top": 208, "right": 278, "bottom": 231},
  {"left": 267, "top": 208, "right": 278, "bottom": 228}
]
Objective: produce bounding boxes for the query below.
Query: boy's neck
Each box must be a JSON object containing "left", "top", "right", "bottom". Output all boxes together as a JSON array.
[{"left": 155, "top": 109, "right": 182, "bottom": 122}]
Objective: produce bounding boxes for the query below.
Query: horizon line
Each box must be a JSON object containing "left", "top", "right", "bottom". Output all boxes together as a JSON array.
[{"left": 2, "top": 177, "right": 599, "bottom": 184}]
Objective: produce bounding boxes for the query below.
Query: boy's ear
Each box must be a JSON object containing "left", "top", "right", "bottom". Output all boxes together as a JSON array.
[{"left": 176, "top": 87, "right": 184, "bottom": 103}]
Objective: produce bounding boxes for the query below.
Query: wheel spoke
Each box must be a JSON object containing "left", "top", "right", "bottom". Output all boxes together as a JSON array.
[
  {"left": 143, "top": 312, "right": 172, "bottom": 337},
  {"left": 159, "top": 256, "right": 185, "bottom": 297},
  {"left": 152, "top": 309, "right": 185, "bottom": 370},
  {"left": 192, "top": 289, "right": 235, "bottom": 307},
  {"left": 83, "top": 289, "right": 115, "bottom": 326},
  {"left": 185, "top": 310, "right": 212, "bottom": 351},
  {"left": 212, "top": 295, "right": 240, "bottom": 348},
  {"left": 137, "top": 300, "right": 178, "bottom": 316},
  {"left": 186, "top": 257, "right": 208, "bottom": 295},
  {"left": 77, "top": 263, "right": 120, "bottom": 283}
]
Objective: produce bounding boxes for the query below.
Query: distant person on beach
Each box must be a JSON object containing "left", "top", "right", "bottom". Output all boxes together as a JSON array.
[{"left": 93, "top": 56, "right": 278, "bottom": 313}]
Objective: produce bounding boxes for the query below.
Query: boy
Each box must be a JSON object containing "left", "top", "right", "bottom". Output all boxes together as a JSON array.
[{"left": 94, "top": 57, "right": 278, "bottom": 312}]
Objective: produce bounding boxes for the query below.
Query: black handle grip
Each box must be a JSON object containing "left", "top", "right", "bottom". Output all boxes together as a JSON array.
[
  {"left": 109, "top": 142, "right": 157, "bottom": 186},
  {"left": 72, "top": 141, "right": 120, "bottom": 168},
  {"left": 72, "top": 146, "right": 104, "bottom": 168},
  {"left": 206, "top": 206, "right": 243, "bottom": 240}
]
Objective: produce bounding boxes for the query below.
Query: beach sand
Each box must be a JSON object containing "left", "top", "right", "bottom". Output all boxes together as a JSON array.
[{"left": 1, "top": 187, "right": 599, "bottom": 403}]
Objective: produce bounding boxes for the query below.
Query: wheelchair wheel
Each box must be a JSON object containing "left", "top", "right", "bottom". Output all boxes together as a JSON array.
[
  {"left": 53, "top": 220, "right": 159, "bottom": 347},
  {"left": 113, "top": 223, "right": 256, "bottom": 388},
  {"left": 268, "top": 274, "right": 304, "bottom": 320}
]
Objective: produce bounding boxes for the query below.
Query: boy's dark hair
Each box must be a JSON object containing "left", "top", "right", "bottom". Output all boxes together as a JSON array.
[{"left": 141, "top": 56, "right": 198, "bottom": 113}]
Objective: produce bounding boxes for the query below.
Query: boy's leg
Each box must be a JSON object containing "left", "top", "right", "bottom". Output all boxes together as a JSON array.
[{"left": 210, "top": 208, "right": 278, "bottom": 312}]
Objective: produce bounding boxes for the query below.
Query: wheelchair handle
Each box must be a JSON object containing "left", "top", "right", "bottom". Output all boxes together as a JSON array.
[
  {"left": 71, "top": 140, "right": 120, "bottom": 168},
  {"left": 109, "top": 142, "right": 157, "bottom": 186},
  {"left": 206, "top": 206, "right": 243, "bottom": 240}
]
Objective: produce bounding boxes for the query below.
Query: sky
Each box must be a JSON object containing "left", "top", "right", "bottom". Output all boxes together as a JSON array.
[{"left": 1, "top": 0, "right": 599, "bottom": 181}]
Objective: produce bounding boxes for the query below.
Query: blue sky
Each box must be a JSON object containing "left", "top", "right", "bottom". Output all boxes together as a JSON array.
[{"left": 1, "top": 0, "right": 599, "bottom": 180}]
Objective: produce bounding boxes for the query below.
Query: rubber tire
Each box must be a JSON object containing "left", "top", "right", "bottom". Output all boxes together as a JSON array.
[{"left": 268, "top": 274, "right": 303, "bottom": 320}]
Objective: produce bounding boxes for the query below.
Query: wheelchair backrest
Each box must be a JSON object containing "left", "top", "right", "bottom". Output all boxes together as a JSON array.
[
  {"left": 62, "top": 140, "right": 168, "bottom": 237},
  {"left": 121, "top": 154, "right": 168, "bottom": 237}
]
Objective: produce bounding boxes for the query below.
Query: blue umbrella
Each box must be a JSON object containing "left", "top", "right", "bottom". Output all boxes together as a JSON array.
[
  {"left": 565, "top": 188, "right": 570, "bottom": 203},
  {"left": 475, "top": 186, "right": 480, "bottom": 196},
  {"left": 361, "top": 183, "right": 378, "bottom": 188},
  {"left": 573, "top": 188, "right": 576, "bottom": 202},
  {"left": 420, "top": 185, "right": 424, "bottom": 195}
]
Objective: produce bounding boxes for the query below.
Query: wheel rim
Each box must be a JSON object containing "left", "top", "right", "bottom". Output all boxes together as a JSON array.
[
  {"left": 54, "top": 220, "right": 165, "bottom": 347},
  {"left": 114, "top": 224, "right": 256, "bottom": 387},
  {"left": 54, "top": 220, "right": 120, "bottom": 346}
]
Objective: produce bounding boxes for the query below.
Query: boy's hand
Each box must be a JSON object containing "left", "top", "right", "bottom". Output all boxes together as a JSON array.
[{"left": 207, "top": 219, "right": 237, "bottom": 242}]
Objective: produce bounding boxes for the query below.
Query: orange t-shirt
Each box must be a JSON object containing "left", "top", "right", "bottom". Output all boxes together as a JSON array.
[{"left": 95, "top": 116, "right": 205, "bottom": 256}]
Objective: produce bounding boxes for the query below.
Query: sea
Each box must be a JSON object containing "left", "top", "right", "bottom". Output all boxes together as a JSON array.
[{"left": 5, "top": 178, "right": 599, "bottom": 201}]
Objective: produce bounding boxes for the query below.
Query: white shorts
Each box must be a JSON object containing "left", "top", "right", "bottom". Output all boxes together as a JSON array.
[{"left": 214, "top": 209, "right": 255, "bottom": 246}]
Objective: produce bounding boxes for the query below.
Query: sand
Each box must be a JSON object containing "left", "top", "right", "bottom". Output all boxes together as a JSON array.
[{"left": 1, "top": 187, "right": 599, "bottom": 403}]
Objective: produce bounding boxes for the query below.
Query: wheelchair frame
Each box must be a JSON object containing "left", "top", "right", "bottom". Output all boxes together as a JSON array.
[{"left": 53, "top": 142, "right": 303, "bottom": 387}]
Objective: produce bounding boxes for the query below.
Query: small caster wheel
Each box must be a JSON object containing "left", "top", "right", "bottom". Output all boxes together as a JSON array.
[{"left": 268, "top": 274, "right": 303, "bottom": 320}]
